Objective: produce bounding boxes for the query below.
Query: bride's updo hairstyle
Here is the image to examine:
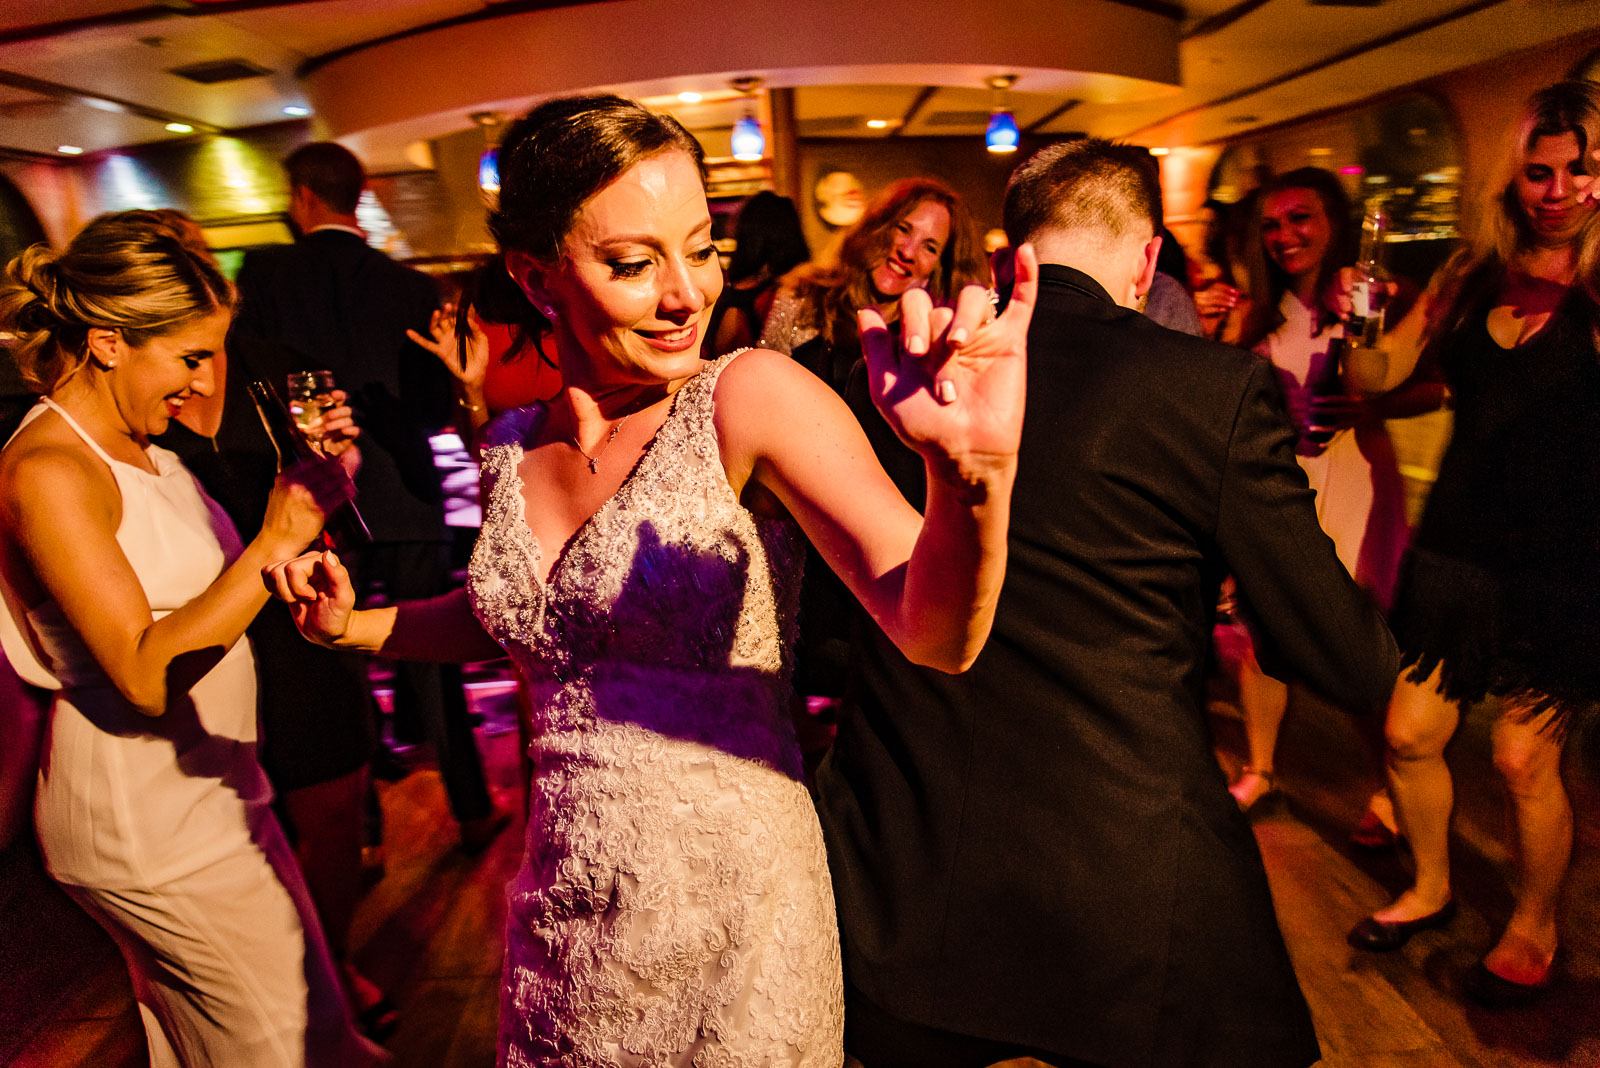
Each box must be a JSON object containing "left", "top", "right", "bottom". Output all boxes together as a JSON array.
[
  {"left": 0, "top": 209, "right": 235, "bottom": 393},
  {"left": 463, "top": 94, "right": 707, "bottom": 364}
]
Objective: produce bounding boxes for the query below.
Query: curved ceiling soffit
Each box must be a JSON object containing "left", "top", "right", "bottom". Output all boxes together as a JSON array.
[{"left": 302, "top": 0, "right": 1183, "bottom": 142}]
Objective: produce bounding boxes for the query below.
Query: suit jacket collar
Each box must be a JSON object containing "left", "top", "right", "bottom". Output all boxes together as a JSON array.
[
  {"left": 301, "top": 226, "right": 368, "bottom": 248},
  {"left": 1037, "top": 262, "right": 1116, "bottom": 308}
]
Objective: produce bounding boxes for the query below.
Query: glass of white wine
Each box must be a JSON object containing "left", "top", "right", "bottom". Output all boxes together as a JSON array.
[{"left": 284, "top": 369, "right": 339, "bottom": 444}]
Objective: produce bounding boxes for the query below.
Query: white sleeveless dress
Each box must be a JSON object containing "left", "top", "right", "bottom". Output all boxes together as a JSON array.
[
  {"left": 6, "top": 399, "right": 364, "bottom": 1067},
  {"left": 469, "top": 352, "right": 845, "bottom": 1067},
  {"left": 1258, "top": 292, "right": 1409, "bottom": 607}
]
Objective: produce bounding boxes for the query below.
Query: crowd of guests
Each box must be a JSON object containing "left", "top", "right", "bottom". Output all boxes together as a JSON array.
[{"left": 0, "top": 76, "right": 1595, "bottom": 1068}]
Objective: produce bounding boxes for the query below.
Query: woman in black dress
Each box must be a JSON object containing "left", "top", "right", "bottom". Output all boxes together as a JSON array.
[{"left": 1344, "top": 80, "right": 1600, "bottom": 1005}]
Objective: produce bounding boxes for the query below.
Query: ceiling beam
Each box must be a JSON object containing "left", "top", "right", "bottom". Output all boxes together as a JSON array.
[
  {"left": 1124, "top": 0, "right": 1509, "bottom": 139},
  {"left": 1182, "top": 0, "right": 1272, "bottom": 41},
  {"left": 298, "top": 0, "right": 612, "bottom": 78},
  {"left": 0, "top": 68, "right": 218, "bottom": 134},
  {"left": 1023, "top": 98, "right": 1082, "bottom": 134},
  {"left": 1111, "top": 0, "right": 1185, "bottom": 18},
  {"left": 887, "top": 86, "right": 939, "bottom": 138},
  {"left": 0, "top": 1, "right": 349, "bottom": 46},
  {"left": 0, "top": 6, "right": 172, "bottom": 47}
]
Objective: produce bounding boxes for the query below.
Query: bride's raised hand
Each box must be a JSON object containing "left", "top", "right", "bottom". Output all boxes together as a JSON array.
[
  {"left": 861, "top": 243, "right": 1037, "bottom": 474},
  {"left": 264, "top": 549, "right": 355, "bottom": 648}
]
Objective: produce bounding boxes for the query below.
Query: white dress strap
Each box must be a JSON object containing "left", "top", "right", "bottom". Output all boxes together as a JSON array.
[{"left": 38, "top": 396, "right": 125, "bottom": 468}]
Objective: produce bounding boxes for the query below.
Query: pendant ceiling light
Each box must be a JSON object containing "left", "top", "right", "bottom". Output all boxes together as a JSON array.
[
  {"left": 985, "top": 75, "right": 1020, "bottom": 155},
  {"left": 730, "top": 76, "right": 765, "bottom": 162},
  {"left": 472, "top": 110, "right": 504, "bottom": 203}
]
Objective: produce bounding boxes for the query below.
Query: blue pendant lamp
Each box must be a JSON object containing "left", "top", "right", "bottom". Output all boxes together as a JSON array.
[
  {"left": 730, "top": 76, "right": 766, "bottom": 162},
  {"left": 731, "top": 116, "right": 765, "bottom": 161},
  {"left": 472, "top": 110, "right": 504, "bottom": 205},
  {"left": 985, "top": 75, "right": 1020, "bottom": 154}
]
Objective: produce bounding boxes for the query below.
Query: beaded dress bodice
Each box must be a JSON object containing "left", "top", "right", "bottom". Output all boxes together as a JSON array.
[{"left": 468, "top": 351, "right": 843, "bottom": 1067}]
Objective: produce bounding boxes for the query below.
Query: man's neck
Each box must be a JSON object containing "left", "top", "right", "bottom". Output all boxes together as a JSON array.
[
  {"left": 309, "top": 221, "right": 364, "bottom": 237},
  {"left": 1029, "top": 229, "right": 1151, "bottom": 309}
]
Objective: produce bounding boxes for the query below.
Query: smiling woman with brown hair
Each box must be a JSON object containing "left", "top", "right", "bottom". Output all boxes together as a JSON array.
[{"left": 761, "top": 176, "right": 987, "bottom": 394}]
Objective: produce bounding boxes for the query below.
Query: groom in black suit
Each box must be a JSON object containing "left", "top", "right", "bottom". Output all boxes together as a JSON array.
[{"left": 816, "top": 140, "right": 1399, "bottom": 1067}]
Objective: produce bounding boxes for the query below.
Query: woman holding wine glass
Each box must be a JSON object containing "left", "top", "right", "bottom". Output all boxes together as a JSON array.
[
  {"left": 0, "top": 210, "right": 381, "bottom": 1065},
  {"left": 1344, "top": 80, "right": 1600, "bottom": 1005}
]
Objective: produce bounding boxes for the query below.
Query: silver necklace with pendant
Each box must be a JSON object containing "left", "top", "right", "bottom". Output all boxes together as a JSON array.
[{"left": 571, "top": 414, "right": 630, "bottom": 473}]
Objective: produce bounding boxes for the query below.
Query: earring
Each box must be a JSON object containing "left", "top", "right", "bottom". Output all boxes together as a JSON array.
[{"left": 540, "top": 305, "right": 559, "bottom": 323}]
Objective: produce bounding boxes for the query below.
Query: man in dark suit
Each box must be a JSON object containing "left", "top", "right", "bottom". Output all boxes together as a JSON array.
[
  {"left": 816, "top": 140, "right": 1399, "bottom": 1067},
  {"left": 233, "top": 143, "right": 503, "bottom": 849}
]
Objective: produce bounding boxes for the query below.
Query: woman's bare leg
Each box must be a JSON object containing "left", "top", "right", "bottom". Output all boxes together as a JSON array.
[
  {"left": 1483, "top": 702, "right": 1570, "bottom": 983},
  {"left": 1231, "top": 645, "right": 1288, "bottom": 810},
  {"left": 1373, "top": 667, "right": 1459, "bottom": 922}
]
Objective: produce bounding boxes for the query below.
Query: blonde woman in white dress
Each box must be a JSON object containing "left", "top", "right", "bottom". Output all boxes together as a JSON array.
[{"left": 0, "top": 211, "right": 383, "bottom": 1066}]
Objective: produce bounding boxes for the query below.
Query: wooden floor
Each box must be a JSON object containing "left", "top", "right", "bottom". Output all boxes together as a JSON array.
[{"left": 2, "top": 656, "right": 1596, "bottom": 1068}]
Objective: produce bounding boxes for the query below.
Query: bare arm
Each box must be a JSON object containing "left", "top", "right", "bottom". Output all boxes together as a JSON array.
[
  {"left": 265, "top": 550, "right": 503, "bottom": 663},
  {"left": 409, "top": 304, "right": 492, "bottom": 458},
  {"left": 1, "top": 443, "right": 341, "bottom": 716},
  {"left": 719, "top": 249, "right": 1036, "bottom": 672}
]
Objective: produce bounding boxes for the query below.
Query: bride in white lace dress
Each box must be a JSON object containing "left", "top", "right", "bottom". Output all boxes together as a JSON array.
[{"left": 269, "top": 95, "right": 1037, "bottom": 1068}]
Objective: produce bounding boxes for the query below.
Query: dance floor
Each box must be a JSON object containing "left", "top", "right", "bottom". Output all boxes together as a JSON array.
[{"left": 1, "top": 646, "right": 1595, "bottom": 1067}]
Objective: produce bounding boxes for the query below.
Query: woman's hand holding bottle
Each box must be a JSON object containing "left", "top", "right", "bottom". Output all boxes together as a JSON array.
[
  {"left": 1329, "top": 267, "right": 1396, "bottom": 395},
  {"left": 257, "top": 460, "right": 354, "bottom": 560}
]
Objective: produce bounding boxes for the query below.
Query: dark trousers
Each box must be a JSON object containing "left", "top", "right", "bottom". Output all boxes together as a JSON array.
[
  {"left": 349, "top": 540, "right": 492, "bottom": 824},
  {"left": 845, "top": 981, "right": 1099, "bottom": 1068}
]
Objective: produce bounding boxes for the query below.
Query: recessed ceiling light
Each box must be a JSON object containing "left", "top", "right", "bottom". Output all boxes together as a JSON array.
[
  {"left": 866, "top": 119, "right": 889, "bottom": 129},
  {"left": 282, "top": 105, "right": 311, "bottom": 117},
  {"left": 677, "top": 91, "right": 703, "bottom": 104},
  {"left": 165, "top": 122, "right": 194, "bottom": 134},
  {"left": 1149, "top": 147, "right": 1170, "bottom": 156},
  {"left": 58, "top": 145, "right": 84, "bottom": 155},
  {"left": 83, "top": 98, "right": 123, "bottom": 113}
]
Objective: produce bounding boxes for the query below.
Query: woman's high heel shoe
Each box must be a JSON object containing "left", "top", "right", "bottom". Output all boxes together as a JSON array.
[{"left": 1348, "top": 898, "right": 1456, "bottom": 951}]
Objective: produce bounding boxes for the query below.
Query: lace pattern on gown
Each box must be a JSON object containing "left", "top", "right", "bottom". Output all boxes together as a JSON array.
[{"left": 470, "top": 351, "right": 844, "bottom": 1067}]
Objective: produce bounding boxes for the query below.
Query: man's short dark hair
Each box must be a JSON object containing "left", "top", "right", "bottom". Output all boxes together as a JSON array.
[
  {"left": 1004, "top": 138, "right": 1162, "bottom": 249},
  {"left": 285, "top": 142, "right": 365, "bottom": 214}
]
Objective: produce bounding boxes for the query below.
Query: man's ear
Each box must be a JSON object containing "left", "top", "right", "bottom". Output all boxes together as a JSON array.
[{"left": 1133, "top": 233, "right": 1162, "bottom": 300}]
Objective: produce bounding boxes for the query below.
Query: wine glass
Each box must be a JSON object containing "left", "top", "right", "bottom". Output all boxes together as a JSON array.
[{"left": 285, "top": 370, "right": 338, "bottom": 444}]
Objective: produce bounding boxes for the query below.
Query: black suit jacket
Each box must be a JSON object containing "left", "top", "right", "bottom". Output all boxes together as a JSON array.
[
  {"left": 815, "top": 264, "right": 1399, "bottom": 1068},
  {"left": 233, "top": 228, "right": 448, "bottom": 542}
]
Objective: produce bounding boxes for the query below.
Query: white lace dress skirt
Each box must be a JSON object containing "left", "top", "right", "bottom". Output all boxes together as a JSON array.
[
  {"left": 470, "top": 352, "right": 844, "bottom": 1067},
  {"left": 499, "top": 669, "right": 841, "bottom": 1067}
]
